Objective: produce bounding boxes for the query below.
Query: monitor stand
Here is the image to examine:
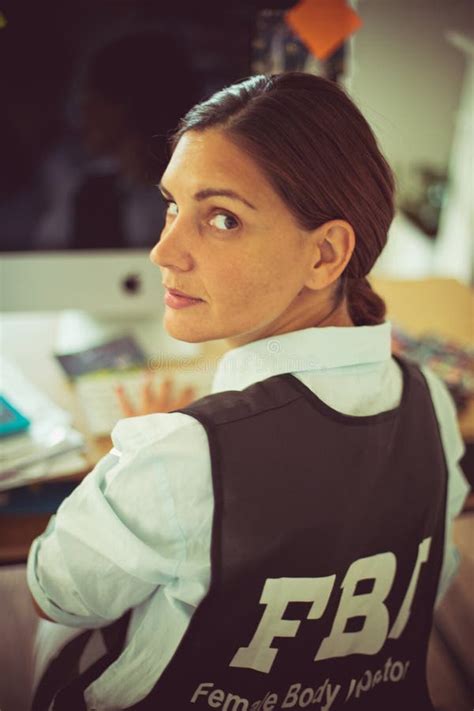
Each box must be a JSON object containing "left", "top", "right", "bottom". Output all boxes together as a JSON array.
[{"left": 54, "top": 310, "right": 204, "bottom": 361}]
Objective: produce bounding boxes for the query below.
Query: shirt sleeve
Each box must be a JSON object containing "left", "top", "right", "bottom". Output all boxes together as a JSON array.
[
  {"left": 27, "top": 411, "right": 213, "bottom": 628},
  {"left": 421, "top": 365, "right": 470, "bottom": 605}
]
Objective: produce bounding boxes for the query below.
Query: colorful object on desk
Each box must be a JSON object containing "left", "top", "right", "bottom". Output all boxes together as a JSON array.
[
  {"left": 0, "top": 395, "right": 31, "bottom": 438},
  {"left": 0, "top": 358, "right": 86, "bottom": 489},
  {"left": 55, "top": 335, "right": 147, "bottom": 380},
  {"left": 285, "top": 0, "right": 362, "bottom": 61},
  {"left": 391, "top": 324, "right": 474, "bottom": 413}
]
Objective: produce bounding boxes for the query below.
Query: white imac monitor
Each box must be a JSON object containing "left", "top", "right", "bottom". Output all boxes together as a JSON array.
[
  {"left": 0, "top": 250, "right": 180, "bottom": 357},
  {"left": 0, "top": 1, "right": 261, "bottom": 357}
]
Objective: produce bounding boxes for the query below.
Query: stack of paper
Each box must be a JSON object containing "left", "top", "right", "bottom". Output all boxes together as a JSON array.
[{"left": 0, "top": 357, "right": 86, "bottom": 491}]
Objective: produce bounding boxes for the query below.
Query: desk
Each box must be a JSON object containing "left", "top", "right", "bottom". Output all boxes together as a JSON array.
[{"left": 1, "top": 279, "right": 473, "bottom": 562}]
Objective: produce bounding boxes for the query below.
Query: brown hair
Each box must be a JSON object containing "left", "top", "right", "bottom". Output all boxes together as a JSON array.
[{"left": 169, "top": 73, "right": 396, "bottom": 326}]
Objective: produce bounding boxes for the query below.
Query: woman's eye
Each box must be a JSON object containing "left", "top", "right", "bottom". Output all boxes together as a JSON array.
[
  {"left": 209, "top": 212, "right": 239, "bottom": 231},
  {"left": 162, "top": 199, "right": 239, "bottom": 233},
  {"left": 165, "top": 200, "right": 178, "bottom": 216}
]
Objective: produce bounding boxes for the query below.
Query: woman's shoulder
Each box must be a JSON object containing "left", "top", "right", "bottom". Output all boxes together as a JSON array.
[
  {"left": 418, "top": 364, "right": 465, "bottom": 455},
  {"left": 418, "top": 363, "right": 469, "bottom": 507},
  {"left": 110, "top": 410, "right": 209, "bottom": 454}
]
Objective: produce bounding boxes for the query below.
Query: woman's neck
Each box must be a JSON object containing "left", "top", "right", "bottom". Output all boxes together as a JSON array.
[{"left": 226, "top": 291, "right": 354, "bottom": 350}]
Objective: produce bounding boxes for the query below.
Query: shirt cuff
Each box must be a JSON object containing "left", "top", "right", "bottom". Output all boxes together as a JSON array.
[{"left": 27, "top": 536, "right": 105, "bottom": 629}]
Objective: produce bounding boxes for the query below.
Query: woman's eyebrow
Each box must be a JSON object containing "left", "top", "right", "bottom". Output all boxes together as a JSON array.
[{"left": 158, "top": 182, "right": 257, "bottom": 210}]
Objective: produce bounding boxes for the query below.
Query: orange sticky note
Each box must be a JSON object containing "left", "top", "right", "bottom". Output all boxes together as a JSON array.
[{"left": 286, "top": 0, "right": 362, "bottom": 60}]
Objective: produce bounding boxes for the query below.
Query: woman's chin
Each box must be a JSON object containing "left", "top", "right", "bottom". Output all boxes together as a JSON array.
[{"left": 163, "top": 316, "right": 209, "bottom": 344}]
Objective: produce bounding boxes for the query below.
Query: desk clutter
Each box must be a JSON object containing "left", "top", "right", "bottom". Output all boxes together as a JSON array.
[
  {"left": 55, "top": 335, "right": 147, "bottom": 378},
  {"left": 55, "top": 336, "right": 217, "bottom": 437},
  {"left": 391, "top": 323, "right": 474, "bottom": 414},
  {"left": 0, "top": 358, "right": 86, "bottom": 491}
]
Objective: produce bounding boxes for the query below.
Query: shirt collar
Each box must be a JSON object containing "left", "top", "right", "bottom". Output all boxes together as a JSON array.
[{"left": 211, "top": 321, "right": 393, "bottom": 394}]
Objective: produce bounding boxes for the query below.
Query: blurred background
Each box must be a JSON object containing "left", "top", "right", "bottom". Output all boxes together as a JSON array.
[{"left": 350, "top": 0, "right": 473, "bottom": 285}]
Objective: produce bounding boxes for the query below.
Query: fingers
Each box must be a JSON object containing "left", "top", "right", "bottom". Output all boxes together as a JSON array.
[
  {"left": 114, "top": 384, "right": 135, "bottom": 417},
  {"left": 145, "top": 374, "right": 196, "bottom": 413},
  {"left": 140, "top": 369, "right": 157, "bottom": 414},
  {"left": 116, "top": 372, "right": 197, "bottom": 417},
  {"left": 155, "top": 377, "right": 173, "bottom": 412},
  {"left": 141, "top": 373, "right": 174, "bottom": 414},
  {"left": 174, "top": 386, "right": 197, "bottom": 409}
]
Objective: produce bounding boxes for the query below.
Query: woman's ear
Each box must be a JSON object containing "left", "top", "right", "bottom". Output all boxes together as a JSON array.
[{"left": 305, "top": 220, "right": 355, "bottom": 290}]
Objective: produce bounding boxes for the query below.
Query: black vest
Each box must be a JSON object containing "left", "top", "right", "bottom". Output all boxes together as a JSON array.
[{"left": 42, "top": 354, "right": 447, "bottom": 711}]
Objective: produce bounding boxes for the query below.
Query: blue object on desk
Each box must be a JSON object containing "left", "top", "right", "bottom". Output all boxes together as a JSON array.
[
  {"left": 0, "top": 481, "right": 79, "bottom": 515},
  {"left": 0, "top": 395, "right": 31, "bottom": 438}
]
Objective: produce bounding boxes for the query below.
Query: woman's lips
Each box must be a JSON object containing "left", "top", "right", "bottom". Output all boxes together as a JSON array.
[{"left": 164, "top": 289, "right": 204, "bottom": 309}]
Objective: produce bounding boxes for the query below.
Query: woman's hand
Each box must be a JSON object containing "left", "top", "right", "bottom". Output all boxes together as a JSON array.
[{"left": 114, "top": 370, "right": 197, "bottom": 417}]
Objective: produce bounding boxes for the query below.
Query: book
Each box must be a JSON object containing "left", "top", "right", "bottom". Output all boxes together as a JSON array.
[{"left": 0, "top": 356, "right": 86, "bottom": 490}]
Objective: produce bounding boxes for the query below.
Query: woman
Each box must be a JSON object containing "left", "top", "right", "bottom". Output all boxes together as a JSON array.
[{"left": 28, "top": 72, "right": 468, "bottom": 710}]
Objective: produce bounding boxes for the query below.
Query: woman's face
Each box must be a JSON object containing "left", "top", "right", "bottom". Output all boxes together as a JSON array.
[{"left": 150, "top": 128, "right": 333, "bottom": 348}]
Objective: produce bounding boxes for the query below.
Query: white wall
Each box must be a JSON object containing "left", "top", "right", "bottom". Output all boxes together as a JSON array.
[
  {"left": 349, "top": 0, "right": 473, "bottom": 283},
  {"left": 350, "top": 0, "right": 472, "bottom": 204}
]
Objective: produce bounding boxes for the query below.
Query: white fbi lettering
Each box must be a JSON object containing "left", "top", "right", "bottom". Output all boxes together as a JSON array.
[
  {"left": 315, "top": 551, "right": 396, "bottom": 660},
  {"left": 230, "top": 538, "right": 432, "bottom": 673},
  {"left": 229, "top": 576, "right": 335, "bottom": 673},
  {"left": 389, "top": 537, "right": 432, "bottom": 639}
]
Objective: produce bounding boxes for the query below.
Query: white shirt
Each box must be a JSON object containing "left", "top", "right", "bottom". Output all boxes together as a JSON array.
[{"left": 27, "top": 322, "right": 469, "bottom": 710}]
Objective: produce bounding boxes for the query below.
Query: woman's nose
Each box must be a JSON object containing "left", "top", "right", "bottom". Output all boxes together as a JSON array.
[{"left": 149, "top": 221, "right": 192, "bottom": 271}]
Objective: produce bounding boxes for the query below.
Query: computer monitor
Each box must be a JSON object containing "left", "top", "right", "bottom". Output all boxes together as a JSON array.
[
  {"left": 1, "top": 249, "right": 180, "bottom": 356},
  {"left": 0, "top": 1, "right": 269, "bottom": 356}
]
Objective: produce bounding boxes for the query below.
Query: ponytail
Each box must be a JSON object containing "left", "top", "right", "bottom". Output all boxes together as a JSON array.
[{"left": 343, "top": 275, "right": 386, "bottom": 327}]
